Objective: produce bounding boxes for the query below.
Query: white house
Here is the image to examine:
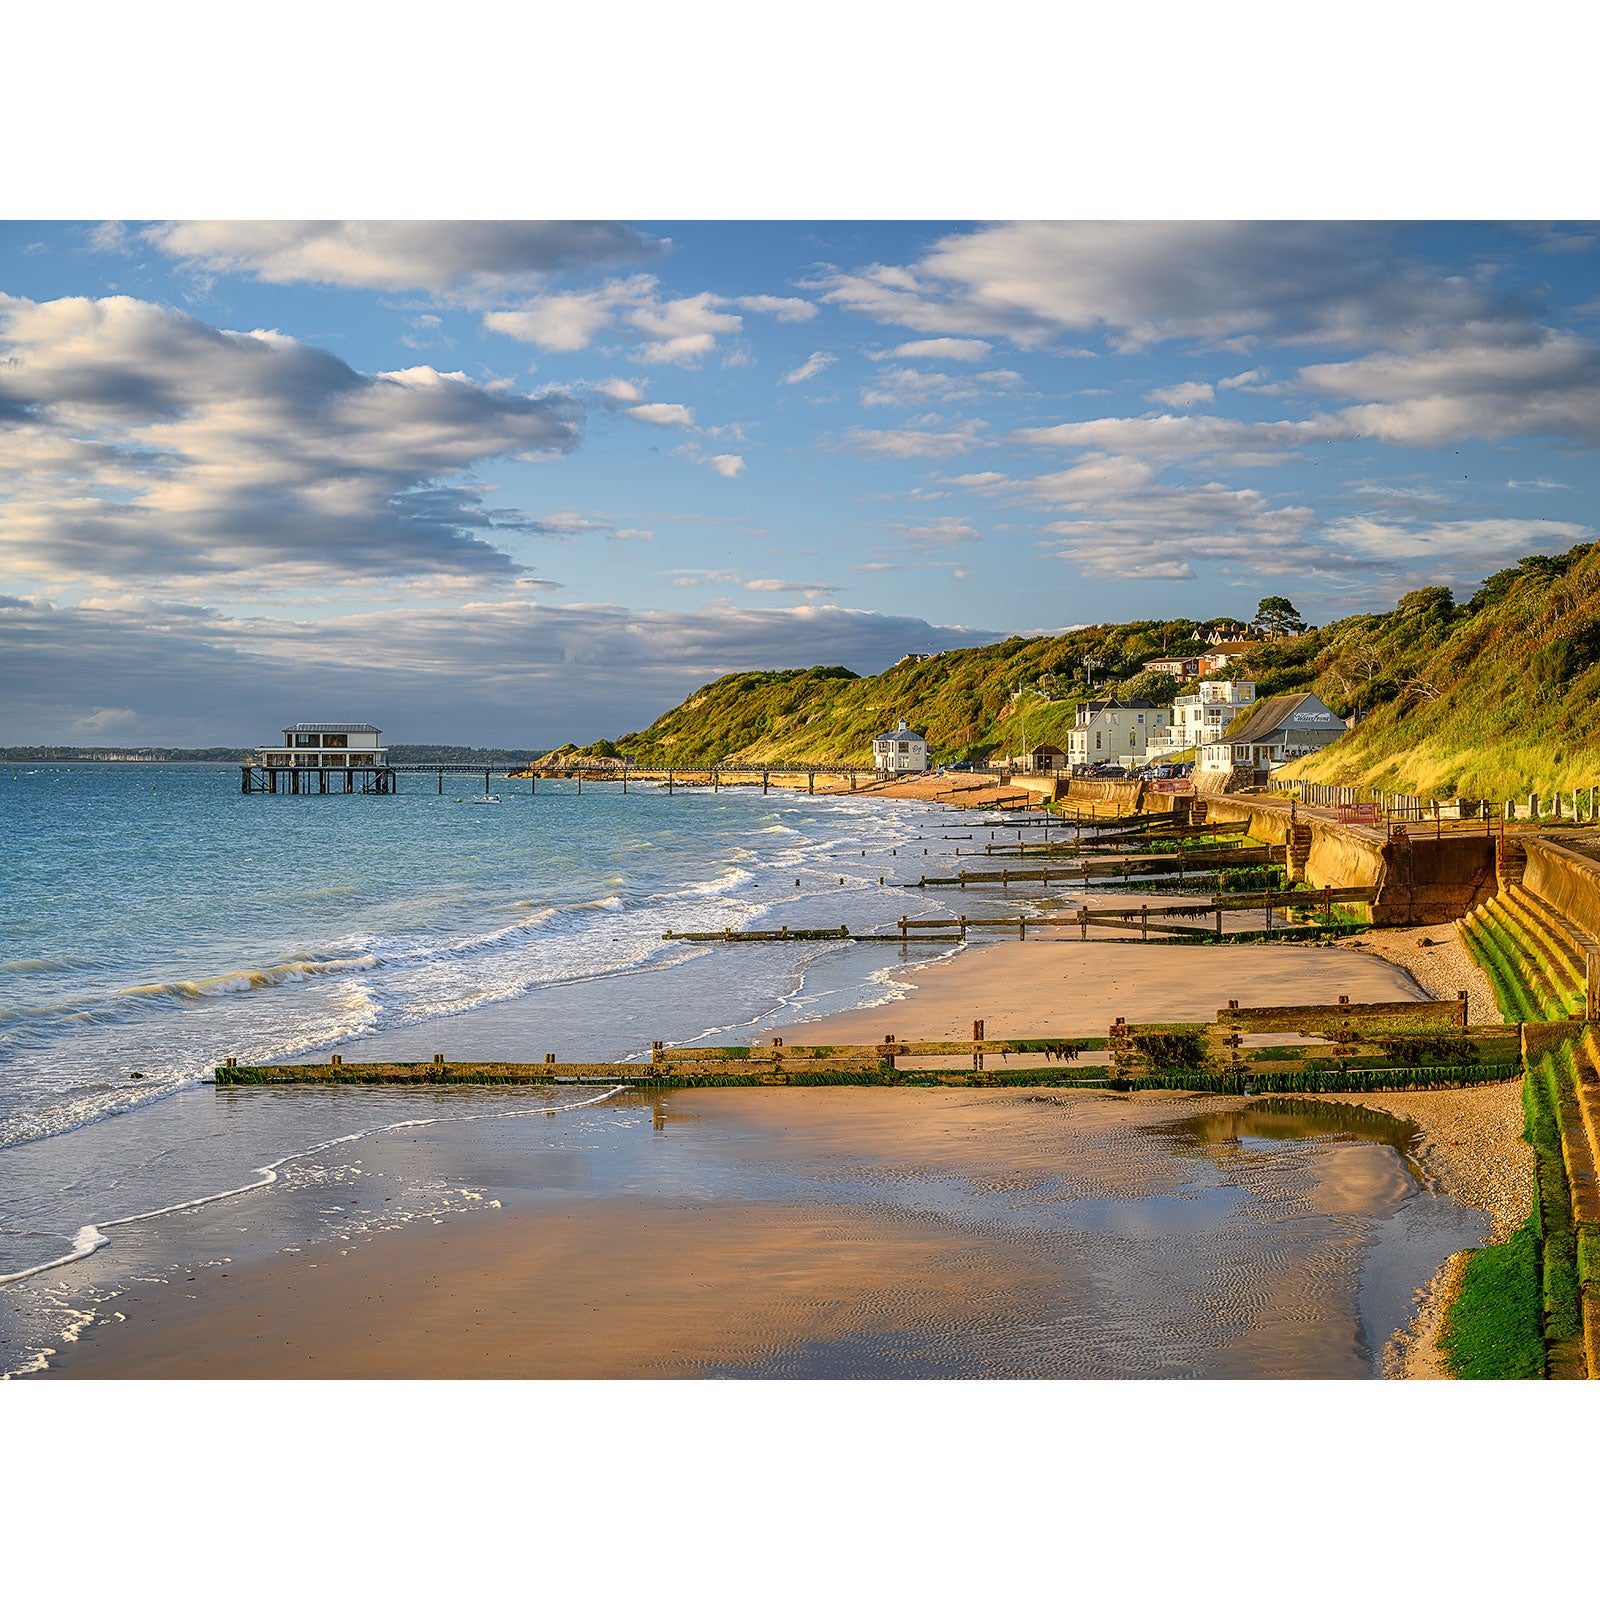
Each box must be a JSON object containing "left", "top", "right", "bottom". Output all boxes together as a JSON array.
[
  {"left": 255, "top": 721, "right": 389, "bottom": 770},
  {"left": 872, "top": 719, "right": 930, "bottom": 773},
  {"left": 1198, "top": 693, "right": 1346, "bottom": 780},
  {"left": 1150, "top": 679, "right": 1257, "bottom": 757},
  {"left": 1064, "top": 697, "right": 1168, "bottom": 769}
]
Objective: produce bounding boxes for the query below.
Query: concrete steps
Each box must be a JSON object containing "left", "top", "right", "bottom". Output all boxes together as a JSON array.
[{"left": 1501, "top": 885, "right": 1588, "bottom": 1011}]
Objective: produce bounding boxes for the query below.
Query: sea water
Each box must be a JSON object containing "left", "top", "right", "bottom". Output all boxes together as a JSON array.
[
  {"left": 0, "top": 763, "right": 1024, "bottom": 1351},
  {"left": 0, "top": 763, "right": 1489, "bottom": 1378}
]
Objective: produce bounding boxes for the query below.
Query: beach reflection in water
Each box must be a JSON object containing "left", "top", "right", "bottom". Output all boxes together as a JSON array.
[{"left": 19, "top": 1088, "right": 1488, "bottom": 1382}]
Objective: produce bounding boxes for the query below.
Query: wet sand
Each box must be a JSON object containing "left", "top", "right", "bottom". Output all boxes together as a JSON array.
[
  {"left": 783, "top": 938, "right": 1431, "bottom": 1043},
  {"left": 41, "top": 1087, "right": 1485, "bottom": 1381}
]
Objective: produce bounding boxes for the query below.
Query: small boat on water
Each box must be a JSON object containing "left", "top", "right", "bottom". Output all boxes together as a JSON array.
[{"left": 470, "top": 794, "right": 502, "bottom": 804}]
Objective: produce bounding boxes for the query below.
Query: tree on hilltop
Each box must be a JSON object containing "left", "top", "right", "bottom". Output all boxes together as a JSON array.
[{"left": 1254, "top": 596, "right": 1304, "bottom": 637}]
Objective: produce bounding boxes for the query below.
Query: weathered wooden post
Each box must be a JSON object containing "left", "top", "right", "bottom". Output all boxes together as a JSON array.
[
  {"left": 1079, "top": 904, "right": 1089, "bottom": 941},
  {"left": 958, "top": 915, "right": 968, "bottom": 941},
  {"left": 1141, "top": 904, "right": 1148, "bottom": 942},
  {"left": 1457, "top": 988, "right": 1469, "bottom": 1028}
]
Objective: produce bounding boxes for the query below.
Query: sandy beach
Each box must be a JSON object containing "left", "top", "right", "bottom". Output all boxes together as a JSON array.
[
  {"left": 783, "top": 937, "right": 1432, "bottom": 1043},
  {"left": 40, "top": 1083, "right": 1480, "bottom": 1381},
  {"left": 27, "top": 900, "right": 1524, "bottom": 1383}
]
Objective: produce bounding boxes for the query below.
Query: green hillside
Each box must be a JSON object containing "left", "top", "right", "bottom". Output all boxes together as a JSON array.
[
  {"left": 1279, "top": 542, "right": 1600, "bottom": 796},
  {"left": 604, "top": 619, "right": 1230, "bottom": 768},
  {"left": 599, "top": 542, "right": 1600, "bottom": 799}
]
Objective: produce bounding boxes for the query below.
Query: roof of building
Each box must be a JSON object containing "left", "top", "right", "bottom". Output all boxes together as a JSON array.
[
  {"left": 1200, "top": 641, "right": 1255, "bottom": 658},
  {"left": 282, "top": 722, "right": 382, "bottom": 734},
  {"left": 873, "top": 725, "right": 928, "bottom": 743},
  {"left": 1219, "top": 693, "right": 1342, "bottom": 745},
  {"left": 1143, "top": 655, "right": 1199, "bottom": 666},
  {"left": 1079, "top": 697, "right": 1156, "bottom": 715},
  {"left": 1027, "top": 744, "right": 1066, "bottom": 757}
]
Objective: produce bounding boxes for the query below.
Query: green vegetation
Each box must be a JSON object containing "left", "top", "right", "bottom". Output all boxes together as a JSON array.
[
  {"left": 1114, "top": 1027, "right": 1210, "bottom": 1075},
  {"left": 602, "top": 544, "right": 1600, "bottom": 798},
  {"left": 612, "top": 624, "right": 1211, "bottom": 768},
  {"left": 1460, "top": 895, "right": 1586, "bottom": 1021},
  {"left": 1438, "top": 1213, "right": 1547, "bottom": 1379}
]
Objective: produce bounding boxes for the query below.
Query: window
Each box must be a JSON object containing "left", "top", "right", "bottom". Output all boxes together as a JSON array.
[
  {"left": 291, "top": 732, "right": 321, "bottom": 747},
  {"left": 1095, "top": 732, "right": 1101, "bottom": 750},
  {"left": 322, "top": 733, "right": 348, "bottom": 749}
]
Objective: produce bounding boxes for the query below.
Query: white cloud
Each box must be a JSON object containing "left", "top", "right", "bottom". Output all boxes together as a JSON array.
[
  {"left": 0, "top": 293, "right": 581, "bottom": 591},
  {"left": 611, "top": 528, "right": 655, "bottom": 540},
  {"left": 1299, "top": 334, "right": 1600, "bottom": 446},
  {"left": 939, "top": 471, "right": 1008, "bottom": 488},
  {"left": 837, "top": 422, "right": 987, "bottom": 458},
  {"left": 1326, "top": 515, "right": 1592, "bottom": 560},
  {"left": 1507, "top": 477, "right": 1572, "bottom": 490},
  {"left": 590, "top": 376, "right": 644, "bottom": 404},
  {"left": 816, "top": 221, "right": 1532, "bottom": 352},
  {"left": 1144, "top": 381, "right": 1214, "bottom": 407},
  {"left": 879, "top": 338, "right": 994, "bottom": 362},
  {"left": 782, "top": 351, "right": 836, "bottom": 385},
  {"left": 1011, "top": 413, "right": 1341, "bottom": 459},
  {"left": 860, "top": 367, "right": 1025, "bottom": 408},
  {"left": 137, "top": 220, "right": 665, "bottom": 299},
  {"left": 890, "top": 517, "right": 982, "bottom": 546},
  {"left": 484, "top": 277, "right": 743, "bottom": 365},
  {"left": 484, "top": 282, "right": 643, "bottom": 351},
  {"left": 626, "top": 291, "right": 743, "bottom": 366},
  {"left": 1218, "top": 368, "right": 1268, "bottom": 390},
  {"left": 625, "top": 402, "right": 695, "bottom": 428},
  {"left": 71, "top": 706, "right": 139, "bottom": 736},
  {"left": 1013, "top": 454, "right": 1342, "bottom": 581},
  {"left": 706, "top": 454, "right": 745, "bottom": 478},
  {"left": 736, "top": 295, "right": 818, "bottom": 322}
]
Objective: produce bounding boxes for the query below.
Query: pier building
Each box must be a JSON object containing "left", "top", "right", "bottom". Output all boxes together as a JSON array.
[{"left": 241, "top": 721, "right": 395, "bottom": 793}]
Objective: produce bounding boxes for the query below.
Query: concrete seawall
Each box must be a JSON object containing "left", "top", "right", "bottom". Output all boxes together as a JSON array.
[{"left": 1522, "top": 839, "right": 1600, "bottom": 943}]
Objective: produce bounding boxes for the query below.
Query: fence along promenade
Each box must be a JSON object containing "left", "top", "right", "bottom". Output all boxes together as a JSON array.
[{"left": 1271, "top": 777, "right": 1600, "bottom": 824}]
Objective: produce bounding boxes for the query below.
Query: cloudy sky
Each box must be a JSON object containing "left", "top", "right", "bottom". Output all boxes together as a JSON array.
[{"left": 3, "top": 218, "right": 1598, "bottom": 746}]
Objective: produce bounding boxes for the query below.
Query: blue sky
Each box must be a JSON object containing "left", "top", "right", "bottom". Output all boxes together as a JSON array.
[{"left": 3, "top": 219, "right": 1598, "bottom": 745}]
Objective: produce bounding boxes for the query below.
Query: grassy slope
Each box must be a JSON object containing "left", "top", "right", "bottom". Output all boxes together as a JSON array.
[
  {"left": 605, "top": 620, "right": 1217, "bottom": 767},
  {"left": 602, "top": 543, "right": 1600, "bottom": 796}
]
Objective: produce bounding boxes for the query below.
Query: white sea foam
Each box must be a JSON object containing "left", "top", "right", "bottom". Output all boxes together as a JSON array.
[{"left": 0, "top": 1086, "right": 624, "bottom": 1293}]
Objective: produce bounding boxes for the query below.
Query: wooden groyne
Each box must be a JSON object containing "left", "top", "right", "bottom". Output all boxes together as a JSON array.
[
  {"left": 216, "top": 997, "right": 1528, "bottom": 1092},
  {"left": 660, "top": 886, "right": 1379, "bottom": 946}
]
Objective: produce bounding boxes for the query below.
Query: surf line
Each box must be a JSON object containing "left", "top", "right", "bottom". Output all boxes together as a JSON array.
[{"left": 0, "top": 1086, "right": 626, "bottom": 1288}]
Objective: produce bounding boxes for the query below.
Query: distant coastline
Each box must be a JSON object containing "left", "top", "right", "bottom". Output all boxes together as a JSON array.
[{"left": 1, "top": 745, "right": 551, "bottom": 765}]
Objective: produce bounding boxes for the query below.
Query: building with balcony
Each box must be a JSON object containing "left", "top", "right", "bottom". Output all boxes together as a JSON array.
[{"left": 243, "top": 722, "right": 392, "bottom": 794}]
